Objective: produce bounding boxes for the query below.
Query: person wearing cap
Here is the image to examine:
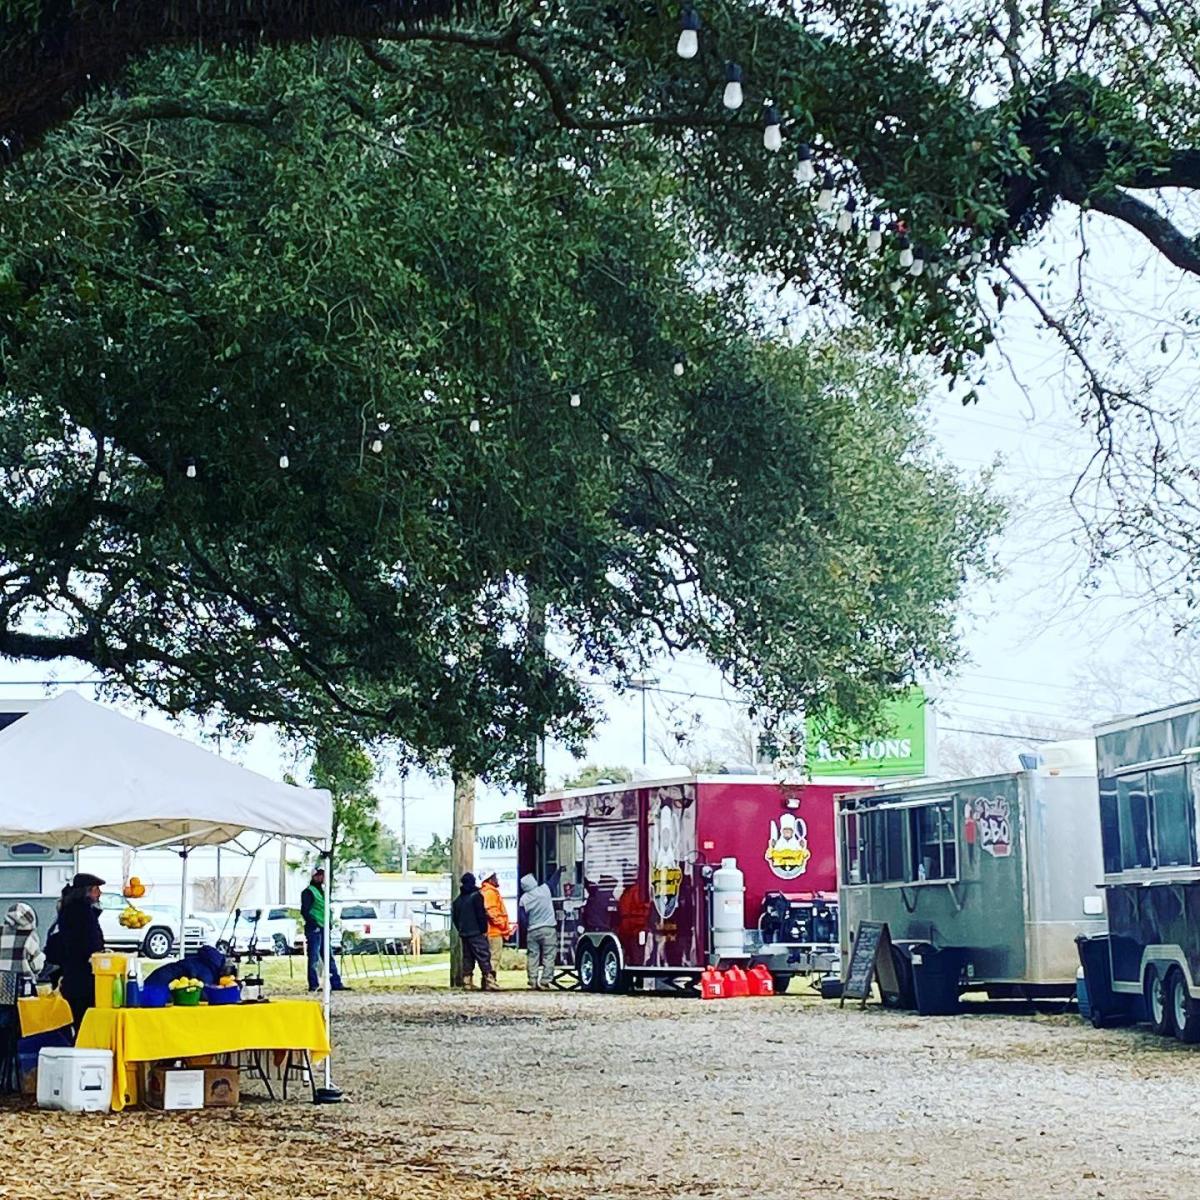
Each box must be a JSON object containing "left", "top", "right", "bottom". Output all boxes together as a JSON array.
[
  {"left": 451, "top": 873, "right": 496, "bottom": 991},
  {"left": 56, "top": 873, "right": 106, "bottom": 1027},
  {"left": 480, "top": 871, "right": 512, "bottom": 988},
  {"left": 301, "top": 866, "right": 351, "bottom": 994}
]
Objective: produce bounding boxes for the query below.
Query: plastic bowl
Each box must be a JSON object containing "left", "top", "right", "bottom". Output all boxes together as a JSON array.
[
  {"left": 172, "top": 986, "right": 203, "bottom": 1007},
  {"left": 203, "top": 984, "right": 241, "bottom": 1006},
  {"left": 140, "top": 985, "right": 170, "bottom": 1009}
]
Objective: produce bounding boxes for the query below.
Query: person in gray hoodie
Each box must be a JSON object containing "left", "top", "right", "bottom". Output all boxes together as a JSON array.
[{"left": 519, "top": 873, "right": 558, "bottom": 990}]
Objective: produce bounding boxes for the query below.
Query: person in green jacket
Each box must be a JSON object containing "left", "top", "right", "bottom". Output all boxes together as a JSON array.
[{"left": 301, "top": 867, "right": 350, "bottom": 993}]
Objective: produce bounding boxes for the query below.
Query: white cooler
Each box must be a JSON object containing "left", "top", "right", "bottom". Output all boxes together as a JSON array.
[{"left": 37, "top": 1047, "right": 113, "bottom": 1112}]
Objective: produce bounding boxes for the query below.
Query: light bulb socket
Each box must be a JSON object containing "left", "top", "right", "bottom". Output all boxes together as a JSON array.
[
  {"left": 797, "top": 142, "right": 812, "bottom": 162},
  {"left": 681, "top": 7, "right": 700, "bottom": 32},
  {"left": 725, "top": 62, "right": 743, "bottom": 83}
]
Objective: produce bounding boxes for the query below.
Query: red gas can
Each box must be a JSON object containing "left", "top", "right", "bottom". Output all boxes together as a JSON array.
[
  {"left": 699, "top": 968, "right": 725, "bottom": 1000},
  {"left": 747, "top": 965, "right": 775, "bottom": 997},
  {"left": 723, "top": 965, "right": 750, "bottom": 998}
]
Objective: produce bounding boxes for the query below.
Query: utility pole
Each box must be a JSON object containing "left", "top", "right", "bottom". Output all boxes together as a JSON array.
[{"left": 630, "top": 675, "right": 658, "bottom": 765}]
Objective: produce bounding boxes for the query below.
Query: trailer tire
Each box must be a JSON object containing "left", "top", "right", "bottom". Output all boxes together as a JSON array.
[
  {"left": 771, "top": 973, "right": 792, "bottom": 995},
  {"left": 577, "top": 944, "right": 601, "bottom": 993},
  {"left": 599, "top": 943, "right": 628, "bottom": 994},
  {"left": 1168, "top": 968, "right": 1200, "bottom": 1043},
  {"left": 1146, "top": 965, "right": 1174, "bottom": 1036}
]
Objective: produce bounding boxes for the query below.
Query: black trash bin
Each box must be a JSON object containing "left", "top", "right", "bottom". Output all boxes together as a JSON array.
[
  {"left": 911, "top": 944, "right": 964, "bottom": 1015},
  {"left": 1076, "top": 934, "right": 1136, "bottom": 1027},
  {"left": 883, "top": 942, "right": 918, "bottom": 1009}
]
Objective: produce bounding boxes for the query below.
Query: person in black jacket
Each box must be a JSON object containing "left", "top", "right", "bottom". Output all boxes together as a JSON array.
[
  {"left": 56, "top": 873, "right": 106, "bottom": 1028},
  {"left": 451, "top": 873, "right": 496, "bottom": 991}
]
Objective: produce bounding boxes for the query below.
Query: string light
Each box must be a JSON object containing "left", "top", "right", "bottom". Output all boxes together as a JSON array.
[
  {"left": 722, "top": 63, "right": 744, "bottom": 111},
  {"left": 763, "top": 105, "right": 782, "bottom": 153},
  {"left": 278, "top": 452, "right": 289, "bottom": 470},
  {"left": 185, "top": 459, "right": 197, "bottom": 479},
  {"left": 836, "top": 196, "right": 857, "bottom": 234},
  {"left": 97, "top": 469, "right": 110, "bottom": 485},
  {"left": 909, "top": 246, "right": 926, "bottom": 277},
  {"left": 795, "top": 143, "right": 815, "bottom": 183},
  {"left": 569, "top": 392, "right": 581, "bottom": 407},
  {"left": 897, "top": 235, "right": 914, "bottom": 269},
  {"left": 469, "top": 417, "right": 481, "bottom": 434},
  {"left": 370, "top": 436, "right": 384, "bottom": 453},
  {"left": 867, "top": 216, "right": 883, "bottom": 253},
  {"left": 817, "top": 172, "right": 836, "bottom": 212},
  {"left": 677, "top": 7, "right": 700, "bottom": 59},
  {"left": 673, "top": 353, "right": 686, "bottom": 377}
]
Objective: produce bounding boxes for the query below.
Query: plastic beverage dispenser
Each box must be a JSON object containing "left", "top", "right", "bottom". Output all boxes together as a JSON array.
[{"left": 712, "top": 857, "right": 746, "bottom": 958}]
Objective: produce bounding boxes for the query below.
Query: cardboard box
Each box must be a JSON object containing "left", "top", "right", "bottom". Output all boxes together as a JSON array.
[
  {"left": 146, "top": 1067, "right": 205, "bottom": 1110},
  {"left": 145, "top": 1065, "right": 239, "bottom": 1110},
  {"left": 202, "top": 1066, "right": 239, "bottom": 1108}
]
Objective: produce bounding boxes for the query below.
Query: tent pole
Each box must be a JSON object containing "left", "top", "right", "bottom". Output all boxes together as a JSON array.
[
  {"left": 179, "top": 845, "right": 189, "bottom": 961},
  {"left": 323, "top": 844, "right": 334, "bottom": 1091}
]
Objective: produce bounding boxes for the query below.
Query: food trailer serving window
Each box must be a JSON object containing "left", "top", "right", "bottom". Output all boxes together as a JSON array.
[
  {"left": 1100, "top": 763, "right": 1197, "bottom": 873},
  {"left": 843, "top": 796, "right": 958, "bottom": 885}
]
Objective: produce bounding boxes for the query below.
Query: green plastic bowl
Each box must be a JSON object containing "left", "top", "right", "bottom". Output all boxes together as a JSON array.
[{"left": 173, "top": 986, "right": 203, "bottom": 1006}]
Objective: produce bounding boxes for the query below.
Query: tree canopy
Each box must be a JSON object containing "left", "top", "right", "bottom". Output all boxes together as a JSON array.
[{"left": 0, "top": 42, "right": 999, "bottom": 783}]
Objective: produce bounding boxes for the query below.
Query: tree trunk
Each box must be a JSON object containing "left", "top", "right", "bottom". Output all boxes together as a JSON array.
[
  {"left": 449, "top": 770, "right": 476, "bottom": 988},
  {"left": 524, "top": 585, "right": 548, "bottom": 807}
]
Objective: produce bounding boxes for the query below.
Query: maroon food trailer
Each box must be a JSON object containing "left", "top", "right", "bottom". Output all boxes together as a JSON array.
[{"left": 517, "top": 773, "right": 850, "bottom": 993}]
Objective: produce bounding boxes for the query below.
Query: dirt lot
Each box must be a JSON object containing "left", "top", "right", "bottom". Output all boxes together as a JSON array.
[{"left": 3, "top": 986, "right": 1198, "bottom": 1200}]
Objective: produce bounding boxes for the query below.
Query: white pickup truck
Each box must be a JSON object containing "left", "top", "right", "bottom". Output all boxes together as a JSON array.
[{"left": 334, "top": 902, "right": 412, "bottom": 953}]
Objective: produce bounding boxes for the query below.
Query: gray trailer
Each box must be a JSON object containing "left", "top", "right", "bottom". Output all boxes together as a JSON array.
[{"left": 837, "top": 741, "right": 1106, "bottom": 1005}]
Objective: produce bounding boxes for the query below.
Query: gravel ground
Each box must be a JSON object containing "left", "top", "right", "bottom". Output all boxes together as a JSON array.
[{"left": 3, "top": 986, "right": 1197, "bottom": 1200}]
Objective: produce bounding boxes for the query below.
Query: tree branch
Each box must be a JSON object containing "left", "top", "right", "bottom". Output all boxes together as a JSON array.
[
  {"left": 1069, "top": 184, "right": 1200, "bottom": 276},
  {"left": 105, "top": 96, "right": 288, "bottom": 138}
]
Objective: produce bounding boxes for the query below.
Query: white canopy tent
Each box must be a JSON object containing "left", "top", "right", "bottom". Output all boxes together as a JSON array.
[{"left": 0, "top": 691, "right": 340, "bottom": 1097}]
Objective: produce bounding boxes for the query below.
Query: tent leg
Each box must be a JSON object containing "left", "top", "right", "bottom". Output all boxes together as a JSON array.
[
  {"left": 316, "top": 844, "right": 341, "bottom": 1104},
  {"left": 179, "top": 846, "right": 189, "bottom": 961}
]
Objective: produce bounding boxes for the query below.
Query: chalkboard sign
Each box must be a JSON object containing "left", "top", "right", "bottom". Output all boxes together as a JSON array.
[{"left": 841, "top": 921, "right": 896, "bottom": 1008}]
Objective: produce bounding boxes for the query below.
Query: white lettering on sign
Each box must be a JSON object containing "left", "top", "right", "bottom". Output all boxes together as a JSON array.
[{"left": 815, "top": 737, "right": 913, "bottom": 762}]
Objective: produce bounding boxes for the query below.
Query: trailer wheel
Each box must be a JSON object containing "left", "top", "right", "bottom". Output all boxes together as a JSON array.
[
  {"left": 771, "top": 973, "right": 792, "bottom": 995},
  {"left": 577, "top": 944, "right": 601, "bottom": 993},
  {"left": 1146, "top": 966, "right": 1174, "bottom": 1036},
  {"left": 1168, "top": 968, "right": 1200, "bottom": 1043},
  {"left": 599, "top": 943, "right": 628, "bottom": 994}
]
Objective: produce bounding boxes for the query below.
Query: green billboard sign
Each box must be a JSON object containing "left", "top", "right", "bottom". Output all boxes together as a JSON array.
[{"left": 806, "top": 688, "right": 931, "bottom": 778}]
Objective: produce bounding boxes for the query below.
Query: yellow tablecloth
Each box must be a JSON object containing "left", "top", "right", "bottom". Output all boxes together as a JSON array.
[
  {"left": 17, "top": 992, "right": 74, "bottom": 1037},
  {"left": 77, "top": 999, "right": 330, "bottom": 1111}
]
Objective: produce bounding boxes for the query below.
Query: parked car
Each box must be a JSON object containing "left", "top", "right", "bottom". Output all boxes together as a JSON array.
[
  {"left": 259, "top": 906, "right": 304, "bottom": 956},
  {"left": 97, "top": 895, "right": 208, "bottom": 959},
  {"left": 334, "top": 902, "right": 412, "bottom": 953}
]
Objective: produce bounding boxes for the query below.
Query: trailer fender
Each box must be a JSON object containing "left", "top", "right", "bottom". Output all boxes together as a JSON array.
[
  {"left": 577, "top": 932, "right": 624, "bottom": 969},
  {"left": 1138, "top": 946, "right": 1198, "bottom": 998}
]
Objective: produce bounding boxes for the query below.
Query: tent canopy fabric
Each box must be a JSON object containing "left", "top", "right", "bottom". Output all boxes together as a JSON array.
[{"left": 0, "top": 691, "right": 331, "bottom": 849}]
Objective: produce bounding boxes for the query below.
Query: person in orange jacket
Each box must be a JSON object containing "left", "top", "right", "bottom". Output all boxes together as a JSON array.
[{"left": 480, "top": 872, "right": 512, "bottom": 988}]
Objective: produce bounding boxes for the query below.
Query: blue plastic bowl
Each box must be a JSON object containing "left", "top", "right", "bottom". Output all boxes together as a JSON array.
[
  {"left": 139, "top": 984, "right": 170, "bottom": 1008},
  {"left": 203, "top": 984, "right": 241, "bottom": 1006}
]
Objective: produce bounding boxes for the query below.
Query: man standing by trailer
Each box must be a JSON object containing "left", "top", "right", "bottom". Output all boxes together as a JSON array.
[
  {"left": 520, "top": 874, "right": 558, "bottom": 991},
  {"left": 301, "top": 866, "right": 350, "bottom": 994}
]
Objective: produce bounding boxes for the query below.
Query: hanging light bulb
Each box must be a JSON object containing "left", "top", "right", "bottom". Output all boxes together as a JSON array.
[
  {"left": 836, "top": 196, "right": 857, "bottom": 234},
  {"left": 723, "top": 63, "right": 744, "bottom": 111},
  {"left": 867, "top": 216, "right": 883, "bottom": 253},
  {"left": 909, "top": 246, "right": 926, "bottom": 277},
  {"left": 469, "top": 417, "right": 481, "bottom": 434},
  {"left": 795, "top": 143, "right": 815, "bottom": 183},
  {"left": 185, "top": 458, "right": 197, "bottom": 479},
  {"left": 676, "top": 7, "right": 700, "bottom": 59},
  {"left": 817, "top": 172, "right": 836, "bottom": 212},
  {"left": 278, "top": 452, "right": 289, "bottom": 470},
  {"left": 370, "top": 436, "right": 383, "bottom": 453},
  {"left": 569, "top": 392, "right": 581, "bottom": 408},
  {"left": 897, "top": 235, "right": 914, "bottom": 268},
  {"left": 97, "top": 468, "right": 110, "bottom": 485},
  {"left": 673, "top": 353, "right": 686, "bottom": 377},
  {"left": 763, "top": 105, "right": 782, "bottom": 153}
]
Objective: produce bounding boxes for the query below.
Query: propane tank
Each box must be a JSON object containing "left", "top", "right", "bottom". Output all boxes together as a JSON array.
[{"left": 711, "top": 857, "right": 746, "bottom": 958}]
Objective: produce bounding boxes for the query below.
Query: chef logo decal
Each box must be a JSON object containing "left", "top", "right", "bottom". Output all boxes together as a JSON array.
[
  {"left": 975, "top": 795, "right": 1012, "bottom": 859},
  {"left": 650, "top": 800, "right": 683, "bottom": 918},
  {"left": 765, "top": 813, "right": 810, "bottom": 879}
]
